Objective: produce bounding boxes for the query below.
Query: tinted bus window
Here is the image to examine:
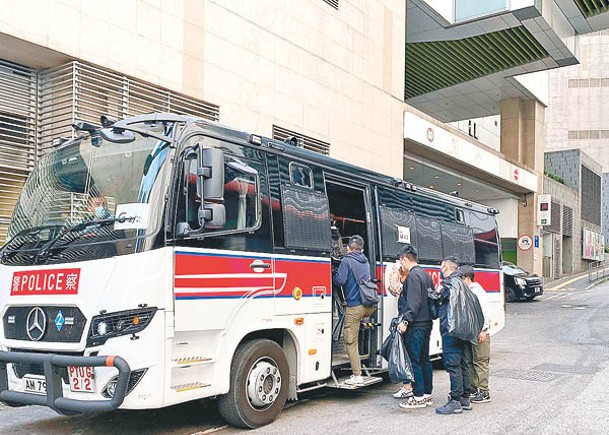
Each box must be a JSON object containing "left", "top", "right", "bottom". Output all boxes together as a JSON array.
[
  {"left": 379, "top": 205, "right": 417, "bottom": 260},
  {"left": 468, "top": 211, "right": 500, "bottom": 268},
  {"left": 415, "top": 216, "right": 443, "bottom": 262},
  {"left": 281, "top": 185, "right": 331, "bottom": 252},
  {"left": 441, "top": 221, "right": 475, "bottom": 264}
]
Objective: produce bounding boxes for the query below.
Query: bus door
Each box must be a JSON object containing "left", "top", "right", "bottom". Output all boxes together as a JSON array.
[
  {"left": 325, "top": 178, "right": 379, "bottom": 368},
  {"left": 172, "top": 135, "right": 275, "bottom": 332}
]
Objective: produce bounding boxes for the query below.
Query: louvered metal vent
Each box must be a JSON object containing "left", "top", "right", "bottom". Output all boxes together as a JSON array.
[
  {"left": 38, "top": 61, "right": 219, "bottom": 154},
  {"left": 405, "top": 26, "right": 548, "bottom": 99},
  {"left": 272, "top": 125, "right": 330, "bottom": 155},
  {"left": 574, "top": 0, "right": 609, "bottom": 17},
  {"left": 0, "top": 60, "right": 37, "bottom": 171},
  {"left": 547, "top": 201, "right": 560, "bottom": 233},
  {"left": 581, "top": 165, "right": 601, "bottom": 225},
  {"left": 0, "top": 60, "right": 37, "bottom": 241},
  {"left": 323, "top": 0, "right": 339, "bottom": 9},
  {"left": 563, "top": 206, "right": 573, "bottom": 237}
]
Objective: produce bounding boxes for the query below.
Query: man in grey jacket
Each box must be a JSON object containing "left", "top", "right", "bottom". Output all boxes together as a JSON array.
[{"left": 333, "top": 235, "right": 374, "bottom": 386}]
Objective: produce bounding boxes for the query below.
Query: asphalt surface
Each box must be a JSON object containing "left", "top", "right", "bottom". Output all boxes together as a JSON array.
[{"left": 2, "top": 274, "right": 608, "bottom": 435}]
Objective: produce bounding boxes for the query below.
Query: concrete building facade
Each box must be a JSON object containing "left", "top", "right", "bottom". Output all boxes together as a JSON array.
[
  {"left": 545, "top": 30, "right": 609, "bottom": 247},
  {"left": 543, "top": 148, "right": 603, "bottom": 276},
  {"left": 1, "top": 0, "right": 608, "bottom": 275}
]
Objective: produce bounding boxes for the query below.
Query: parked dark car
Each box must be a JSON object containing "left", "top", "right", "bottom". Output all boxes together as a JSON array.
[{"left": 502, "top": 261, "right": 543, "bottom": 302}]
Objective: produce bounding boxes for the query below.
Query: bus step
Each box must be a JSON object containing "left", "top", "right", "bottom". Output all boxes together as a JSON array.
[
  {"left": 328, "top": 376, "right": 383, "bottom": 390},
  {"left": 171, "top": 382, "right": 211, "bottom": 392},
  {"left": 171, "top": 356, "right": 215, "bottom": 368}
]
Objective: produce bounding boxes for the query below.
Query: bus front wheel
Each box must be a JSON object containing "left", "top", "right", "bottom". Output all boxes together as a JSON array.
[{"left": 218, "top": 338, "right": 289, "bottom": 429}]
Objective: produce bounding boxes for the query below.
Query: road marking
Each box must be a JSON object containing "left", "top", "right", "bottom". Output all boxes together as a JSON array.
[
  {"left": 190, "top": 426, "right": 228, "bottom": 435},
  {"left": 546, "top": 274, "right": 589, "bottom": 291}
]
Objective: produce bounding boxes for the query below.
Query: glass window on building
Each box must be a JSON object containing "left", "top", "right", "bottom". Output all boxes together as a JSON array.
[{"left": 455, "top": 0, "right": 508, "bottom": 22}]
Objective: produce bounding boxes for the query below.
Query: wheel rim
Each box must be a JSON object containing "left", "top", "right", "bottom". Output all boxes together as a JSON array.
[
  {"left": 246, "top": 357, "right": 282, "bottom": 410},
  {"left": 506, "top": 288, "right": 515, "bottom": 302}
]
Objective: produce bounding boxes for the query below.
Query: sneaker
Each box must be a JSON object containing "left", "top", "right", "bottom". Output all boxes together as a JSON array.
[
  {"left": 393, "top": 386, "right": 414, "bottom": 399},
  {"left": 399, "top": 396, "right": 427, "bottom": 409},
  {"left": 469, "top": 389, "right": 478, "bottom": 398},
  {"left": 423, "top": 394, "right": 434, "bottom": 406},
  {"left": 460, "top": 396, "right": 472, "bottom": 411},
  {"left": 344, "top": 375, "right": 364, "bottom": 386},
  {"left": 435, "top": 396, "right": 463, "bottom": 415},
  {"left": 471, "top": 391, "right": 492, "bottom": 403}
]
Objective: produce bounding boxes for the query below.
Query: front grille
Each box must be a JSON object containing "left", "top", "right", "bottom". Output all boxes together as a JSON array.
[
  {"left": 525, "top": 277, "right": 542, "bottom": 286},
  {"left": 3, "top": 306, "right": 87, "bottom": 343}
]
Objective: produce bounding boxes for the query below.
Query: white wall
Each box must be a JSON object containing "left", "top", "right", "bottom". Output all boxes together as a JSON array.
[{"left": 484, "top": 198, "right": 519, "bottom": 239}]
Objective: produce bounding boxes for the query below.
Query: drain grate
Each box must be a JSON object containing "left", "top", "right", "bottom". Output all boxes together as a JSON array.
[
  {"left": 532, "top": 363, "right": 600, "bottom": 375},
  {"left": 494, "top": 369, "right": 562, "bottom": 382}
]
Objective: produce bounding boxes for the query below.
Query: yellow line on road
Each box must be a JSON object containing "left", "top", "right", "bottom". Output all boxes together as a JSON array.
[{"left": 547, "top": 274, "right": 588, "bottom": 291}]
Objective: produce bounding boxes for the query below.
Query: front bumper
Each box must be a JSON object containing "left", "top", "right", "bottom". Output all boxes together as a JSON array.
[
  {"left": 522, "top": 285, "right": 544, "bottom": 298},
  {"left": 0, "top": 351, "right": 130, "bottom": 414}
]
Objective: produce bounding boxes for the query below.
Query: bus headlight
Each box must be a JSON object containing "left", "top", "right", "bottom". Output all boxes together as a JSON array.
[
  {"left": 96, "top": 321, "right": 109, "bottom": 336},
  {"left": 87, "top": 308, "right": 157, "bottom": 346}
]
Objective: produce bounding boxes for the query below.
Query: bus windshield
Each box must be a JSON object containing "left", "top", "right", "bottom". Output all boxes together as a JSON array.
[{"left": 2, "top": 125, "right": 174, "bottom": 265}]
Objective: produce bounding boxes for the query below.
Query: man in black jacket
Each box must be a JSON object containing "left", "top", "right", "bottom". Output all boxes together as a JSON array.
[
  {"left": 432, "top": 256, "right": 474, "bottom": 415},
  {"left": 396, "top": 244, "right": 434, "bottom": 409}
]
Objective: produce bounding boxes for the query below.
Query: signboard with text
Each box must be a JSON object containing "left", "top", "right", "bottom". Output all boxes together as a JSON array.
[{"left": 538, "top": 194, "right": 551, "bottom": 226}]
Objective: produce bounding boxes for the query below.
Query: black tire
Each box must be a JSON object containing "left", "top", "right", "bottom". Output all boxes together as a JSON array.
[
  {"left": 218, "top": 339, "right": 289, "bottom": 429},
  {"left": 505, "top": 286, "right": 516, "bottom": 303}
]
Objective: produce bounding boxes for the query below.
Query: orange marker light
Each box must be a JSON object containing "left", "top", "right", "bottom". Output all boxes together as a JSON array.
[
  {"left": 294, "top": 317, "right": 304, "bottom": 325},
  {"left": 308, "top": 349, "right": 317, "bottom": 355},
  {"left": 293, "top": 287, "right": 303, "bottom": 300},
  {"left": 132, "top": 316, "right": 140, "bottom": 326}
]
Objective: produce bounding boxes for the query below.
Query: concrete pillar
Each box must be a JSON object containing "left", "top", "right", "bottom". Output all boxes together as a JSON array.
[{"left": 500, "top": 98, "right": 545, "bottom": 276}]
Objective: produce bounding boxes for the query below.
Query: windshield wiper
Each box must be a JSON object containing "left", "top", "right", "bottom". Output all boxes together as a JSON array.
[{"left": 34, "top": 216, "right": 137, "bottom": 261}]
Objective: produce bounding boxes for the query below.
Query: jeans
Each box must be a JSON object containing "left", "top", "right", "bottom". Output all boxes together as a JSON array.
[
  {"left": 404, "top": 323, "right": 433, "bottom": 397},
  {"left": 344, "top": 304, "right": 376, "bottom": 376},
  {"left": 442, "top": 334, "right": 473, "bottom": 400},
  {"left": 470, "top": 336, "right": 491, "bottom": 392}
]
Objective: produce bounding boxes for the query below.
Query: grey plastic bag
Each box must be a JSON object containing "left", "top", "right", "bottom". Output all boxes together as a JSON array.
[
  {"left": 388, "top": 330, "right": 414, "bottom": 383},
  {"left": 447, "top": 278, "right": 484, "bottom": 344}
]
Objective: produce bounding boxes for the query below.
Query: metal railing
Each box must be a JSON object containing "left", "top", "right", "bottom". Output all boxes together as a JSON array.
[{"left": 587, "top": 260, "right": 609, "bottom": 283}]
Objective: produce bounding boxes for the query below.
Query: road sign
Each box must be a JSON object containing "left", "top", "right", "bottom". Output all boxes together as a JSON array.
[
  {"left": 518, "top": 235, "right": 533, "bottom": 251},
  {"left": 538, "top": 194, "right": 551, "bottom": 226}
]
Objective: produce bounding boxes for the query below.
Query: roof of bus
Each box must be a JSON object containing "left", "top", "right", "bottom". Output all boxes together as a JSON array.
[
  {"left": 56, "top": 112, "right": 495, "bottom": 217},
  {"left": 192, "top": 118, "right": 496, "bottom": 217}
]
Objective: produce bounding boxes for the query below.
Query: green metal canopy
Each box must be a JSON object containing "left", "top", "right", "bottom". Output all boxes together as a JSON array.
[
  {"left": 405, "top": 26, "right": 548, "bottom": 99},
  {"left": 573, "top": 0, "right": 609, "bottom": 18}
]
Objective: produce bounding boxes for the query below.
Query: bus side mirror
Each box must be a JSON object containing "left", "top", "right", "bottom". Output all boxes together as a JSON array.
[
  {"left": 198, "top": 147, "right": 224, "bottom": 200},
  {"left": 199, "top": 203, "right": 226, "bottom": 228}
]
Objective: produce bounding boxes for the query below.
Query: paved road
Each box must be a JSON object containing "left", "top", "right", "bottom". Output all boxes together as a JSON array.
[{"left": 2, "top": 277, "right": 609, "bottom": 434}]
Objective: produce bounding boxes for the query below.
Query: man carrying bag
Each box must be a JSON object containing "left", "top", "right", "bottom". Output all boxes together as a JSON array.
[{"left": 333, "top": 235, "right": 377, "bottom": 386}]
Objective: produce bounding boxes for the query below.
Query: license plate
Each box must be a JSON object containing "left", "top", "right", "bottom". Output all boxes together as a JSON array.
[
  {"left": 68, "top": 366, "right": 95, "bottom": 392},
  {"left": 23, "top": 375, "right": 46, "bottom": 395}
]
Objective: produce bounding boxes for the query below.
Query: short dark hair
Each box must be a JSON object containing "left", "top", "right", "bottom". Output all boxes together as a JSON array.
[
  {"left": 458, "top": 265, "right": 475, "bottom": 281},
  {"left": 348, "top": 235, "right": 364, "bottom": 251},
  {"left": 398, "top": 244, "right": 418, "bottom": 261},
  {"left": 442, "top": 256, "right": 460, "bottom": 269}
]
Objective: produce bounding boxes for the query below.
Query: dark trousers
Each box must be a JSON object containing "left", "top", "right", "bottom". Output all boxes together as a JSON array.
[
  {"left": 442, "top": 334, "right": 473, "bottom": 400},
  {"left": 404, "top": 323, "right": 433, "bottom": 397}
]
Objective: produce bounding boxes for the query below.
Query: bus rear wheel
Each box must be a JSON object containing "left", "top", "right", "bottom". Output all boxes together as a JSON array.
[{"left": 218, "top": 339, "right": 289, "bottom": 429}]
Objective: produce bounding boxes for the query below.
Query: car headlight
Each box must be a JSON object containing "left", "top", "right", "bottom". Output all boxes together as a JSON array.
[
  {"left": 87, "top": 308, "right": 157, "bottom": 346},
  {"left": 514, "top": 277, "right": 527, "bottom": 287}
]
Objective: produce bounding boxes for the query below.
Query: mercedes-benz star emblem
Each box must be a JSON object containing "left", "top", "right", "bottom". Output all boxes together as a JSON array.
[{"left": 26, "top": 307, "right": 47, "bottom": 341}]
